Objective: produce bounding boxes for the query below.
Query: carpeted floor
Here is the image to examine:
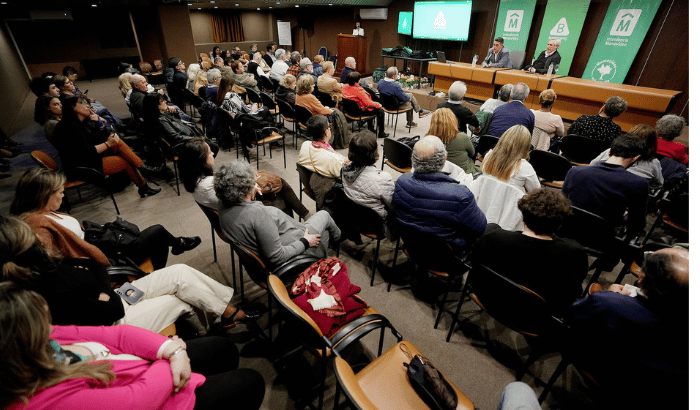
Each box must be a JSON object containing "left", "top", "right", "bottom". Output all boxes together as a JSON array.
[{"left": 1, "top": 76, "right": 652, "bottom": 410}]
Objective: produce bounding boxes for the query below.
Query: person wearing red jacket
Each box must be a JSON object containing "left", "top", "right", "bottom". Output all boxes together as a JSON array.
[{"left": 341, "top": 72, "right": 389, "bottom": 138}]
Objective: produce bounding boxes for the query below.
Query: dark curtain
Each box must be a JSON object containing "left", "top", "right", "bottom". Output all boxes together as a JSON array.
[{"left": 211, "top": 12, "right": 244, "bottom": 43}]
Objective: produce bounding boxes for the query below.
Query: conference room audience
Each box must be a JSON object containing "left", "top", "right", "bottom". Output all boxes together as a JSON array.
[
  {"left": 481, "top": 37, "right": 512, "bottom": 68},
  {"left": 317, "top": 61, "right": 343, "bottom": 99},
  {"left": 488, "top": 83, "right": 535, "bottom": 138},
  {"left": 179, "top": 137, "right": 309, "bottom": 220},
  {"left": 428, "top": 108, "right": 476, "bottom": 174},
  {"left": 479, "top": 84, "right": 512, "bottom": 114},
  {"left": 10, "top": 168, "right": 199, "bottom": 269},
  {"left": 562, "top": 134, "right": 648, "bottom": 236},
  {"left": 392, "top": 136, "right": 486, "bottom": 256},
  {"left": 436, "top": 81, "right": 480, "bottom": 133},
  {"left": 377, "top": 66, "right": 429, "bottom": 128},
  {"left": 215, "top": 160, "right": 341, "bottom": 269},
  {"left": 295, "top": 74, "right": 332, "bottom": 116},
  {"left": 482, "top": 125, "right": 540, "bottom": 193},
  {"left": 342, "top": 130, "right": 395, "bottom": 219},
  {"left": 590, "top": 124, "right": 663, "bottom": 191},
  {"left": 270, "top": 48, "right": 289, "bottom": 81},
  {"left": 275, "top": 74, "right": 297, "bottom": 106},
  {"left": 62, "top": 66, "right": 123, "bottom": 128},
  {"left": 342, "top": 72, "right": 389, "bottom": 138},
  {"left": 525, "top": 38, "right": 561, "bottom": 74},
  {"left": 285, "top": 52, "right": 302, "bottom": 77},
  {"left": 655, "top": 114, "right": 688, "bottom": 165},
  {"left": 52, "top": 96, "right": 161, "bottom": 196},
  {"left": 567, "top": 96, "right": 628, "bottom": 146},
  {"left": 340, "top": 56, "right": 356, "bottom": 83},
  {"left": 231, "top": 60, "right": 260, "bottom": 94},
  {"left": 530, "top": 89, "right": 565, "bottom": 150},
  {"left": 0, "top": 282, "right": 265, "bottom": 410},
  {"left": 471, "top": 189, "right": 587, "bottom": 316}
]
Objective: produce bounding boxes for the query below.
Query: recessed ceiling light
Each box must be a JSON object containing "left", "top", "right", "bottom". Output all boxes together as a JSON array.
[
  {"left": 0, "top": 2, "right": 7, "bottom": 4},
  {"left": 187, "top": 3, "right": 192, "bottom": 5},
  {"left": 329, "top": 3, "right": 332, "bottom": 5},
  {"left": 295, "top": 4, "right": 299, "bottom": 7},
  {"left": 214, "top": 6, "right": 218, "bottom": 8},
  {"left": 257, "top": 7, "right": 260, "bottom": 10},
  {"left": 276, "top": 1, "right": 280, "bottom": 3},
  {"left": 235, "top": 3, "right": 239, "bottom": 5},
  {"left": 210, "top": 1, "right": 215, "bottom": 3},
  {"left": 268, "top": 6, "right": 272, "bottom": 8},
  {"left": 198, "top": 7, "right": 201, "bottom": 9},
  {"left": 91, "top": 4, "right": 97, "bottom": 7}
]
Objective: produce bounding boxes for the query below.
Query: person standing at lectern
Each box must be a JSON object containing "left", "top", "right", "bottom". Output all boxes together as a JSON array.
[
  {"left": 353, "top": 21, "right": 364, "bottom": 36},
  {"left": 481, "top": 37, "right": 512, "bottom": 68},
  {"left": 525, "top": 39, "right": 561, "bottom": 74}
]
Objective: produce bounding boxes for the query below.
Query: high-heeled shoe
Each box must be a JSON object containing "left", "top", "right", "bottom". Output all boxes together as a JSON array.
[{"left": 138, "top": 184, "right": 161, "bottom": 198}]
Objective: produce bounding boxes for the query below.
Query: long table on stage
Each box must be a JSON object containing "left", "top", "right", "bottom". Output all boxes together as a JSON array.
[
  {"left": 380, "top": 55, "right": 437, "bottom": 83},
  {"left": 428, "top": 61, "right": 682, "bottom": 131}
]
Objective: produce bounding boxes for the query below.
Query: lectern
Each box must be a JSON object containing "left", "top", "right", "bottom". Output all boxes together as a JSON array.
[{"left": 337, "top": 34, "right": 367, "bottom": 74}]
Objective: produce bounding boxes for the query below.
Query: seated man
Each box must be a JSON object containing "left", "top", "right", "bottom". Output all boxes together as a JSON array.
[
  {"left": 436, "top": 81, "right": 480, "bottom": 132},
  {"left": 262, "top": 42, "right": 277, "bottom": 67},
  {"left": 203, "top": 68, "right": 222, "bottom": 103},
  {"left": 247, "top": 53, "right": 268, "bottom": 81},
  {"left": 562, "top": 134, "right": 649, "bottom": 237},
  {"left": 565, "top": 247, "right": 689, "bottom": 409},
  {"left": 340, "top": 56, "right": 356, "bottom": 83},
  {"left": 29, "top": 77, "right": 61, "bottom": 99},
  {"left": 298, "top": 115, "right": 348, "bottom": 208},
  {"left": 298, "top": 58, "right": 318, "bottom": 84},
  {"left": 169, "top": 57, "right": 188, "bottom": 111},
  {"left": 481, "top": 37, "right": 512, "bottom": 68},
  {"left": 567, "top": 96, "right": 628, "bottom": 146},
  {"left": 479, "top": 84, "right": 512, "bottom": 114},
  {"left": 128, "top": 74, "right": 150, "bottom": 116},
  {"left": 213, "top": 56, "right": 233, "bottom": 77},
  {"left": 470, "top": 189, "right": 588, "bottom": 316},
  {"left": 392, "top": 136, "right": 487, "bottom": 256},
  {"left": 525, "top": 38, "right": 561, "bottom": 74},
  {"left": 317, "top": 61, "right": 343, "bottom": 100},
  {"left": 270, "top": 48, "right": 289, "bottom": 82},
  {"left": 215, "top": 160, "right": 341, "bottom": 269},
  {"left": 488, "top": 82, "right": 535, "bottom": 138},
  {"left": 342, "top": 72, "right": 389, "bottom": 138},
  {"left": 377, "top": 66, "right": 430, "bottom": 128}
]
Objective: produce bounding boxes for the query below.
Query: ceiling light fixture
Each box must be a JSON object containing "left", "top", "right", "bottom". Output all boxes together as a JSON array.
[
  {"left": 198, "top": 7, "right": 202, "bottom": 9},
  {"left": 214, "top": 6, "right": 218, "bottom": 8},
  {"left": 91, "top": 4, "right": 97, "bottom": 6},
  {"left": 295, "top": 4, "right": 299, "bottom": 7}
]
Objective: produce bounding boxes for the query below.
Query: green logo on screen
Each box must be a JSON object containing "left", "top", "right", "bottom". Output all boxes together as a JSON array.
[
  {"left": 592, "top": 59, "right": 617, "bottom": 82},
  {"left": 434, "top": 11, "right": 447, "bottom": 30},
  {"left": 610, "top": 9, "right": 642, "bottom": 36}
]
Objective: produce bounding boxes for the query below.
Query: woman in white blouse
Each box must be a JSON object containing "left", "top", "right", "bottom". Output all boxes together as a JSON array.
[{"left": 481, "top": 125, "right": 541, "bottom": 193}]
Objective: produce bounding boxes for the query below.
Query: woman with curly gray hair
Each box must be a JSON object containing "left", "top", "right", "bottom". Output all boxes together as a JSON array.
[
  {"left": 655, "top": 114, "right": 688, "bottom": 165},
  {"left": 214, "top": 160, "right": 341, "bottom": 269}
]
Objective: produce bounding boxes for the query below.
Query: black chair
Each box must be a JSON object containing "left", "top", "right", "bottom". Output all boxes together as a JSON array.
[
  {"left": 245, "top": 88, "right": 261, "bottom": 108},
  {"left": 528, "top": 150, "right": 572, "bottom": 189},
  {"left": 276, "top": 99, "right": 299, "bottom": 147},
  {"left": 184, "top": 89, "right": 206, "bottom": 132},
  {"left": 361, "top": 84, "right": 380, "bottom": 103},
  {"left": 379, "top": 93, "right": 412, "bottom": 139},
  {"left": 294, "top": 104, "right": 314, "bottom": 148},
  {"left": 155, "top": 138, "right": 184, "bottom": 195},
  {"left": 195, "top": 202, "right": 242, "bottom": 295},
  {"left": 464, "top": 263, "right": 566, "bottom": 380},
  {"left": 258, "top": 76, "right": 274, "bottom": 93},
  {"left": 260, "top": 92, "right": 280, "bottom": 124},
  {"left": 476, "top": 135, "right": 499, "bottom": 161},
  {"left": 641, "top": 192, "right": 689, "bottom": 245},
  {"left": 381, "top": 137, "right": 413, "bottom": 173},
  {"left": 296, "top": 162, "right": 318, "bottom": 213},
  {"left": 316, "top": 91, "right": 336, "bottom": 109},
  {"left": 342, "top": 98, "right": 378, "bottom": 135},
  {"left": 558, "top": 135, "right": 608, "bottom": 166}
]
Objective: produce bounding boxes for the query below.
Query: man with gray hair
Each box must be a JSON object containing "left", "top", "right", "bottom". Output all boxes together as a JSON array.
[
  {"left": 525, "top": 38, "right": 562, "bottom": 74},
  {"left": 479, "top": 84, "right": 513, "bottom": 114},
  {"left": 392, "top": 136, "right": 486, "bottom": 255},
  {"left": 270, "top": 48, "right": 288, "bottom": 81},
  {"left": 340, "top": 56, "right": 356, "bottom": 83},
  {"left": 247, "top": 52, "right": 268, "bottom": 81},
  {"left": 298, "top": 58, "right": 318, "bottom": 84},
  {"left": 436, "top": 80, "right": 480, "bottom": 132},
  {"left": 567, "top": 96, "right": 628, "bottom": 146},
  {"left": 488, "top": 82, "right": 535, "bottom": 138},
  {"left": 377, "top": 66, "right": 430, "bottom": 127}
]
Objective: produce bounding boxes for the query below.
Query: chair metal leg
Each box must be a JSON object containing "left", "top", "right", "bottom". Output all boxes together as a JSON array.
[
  {"left": 282, "top": 135, "right": 287, "bottom": 168},
  {"left": 434, "top": 285, "right": 450, "bottom": 329},
  {"left": 174, "top": 159, "right": 180, "bottom": 196},
  {"left": 446, "top": 282, "right": 469, "bottom": 342},
  {"left": 614, "top": 259, "right": 634, "bottom": 284},
  {"left": 256, "top": 144, "right": 260, "bottom": 170},
  {"left": 211, "top": 227, "right": 218, "bottom": 262},
  {"left": 641, "top": 213, "right": 664, "bottom": 245},
  {"left": 387, "top": 238, "right": 401, "bottom": 292},
  {"left": 109, "top": 193, "right": 120, "bottom": 215},
  {"left": 333, "top": 379, "right": 342, "bottom": 410},
  {"left": 77, "top": 187, "right": 83, "bottom": 201},
  {"left": 583, "top": 265, "right": 604, "bottom": 297},
  {"left": 318, "top": 349, "right": 327, "bottom": 410},
  {"left": 539, "top": 357, "right": 569, "bottom": 403},
  {"left": 381, "top": 151, "right": 386, "bottom": 170},
  {"left": 239, "top": 258, "right": 245, "bottom": 302},
  {"left": 370, "top": 239, "right": 381, "bottom": 286},
  {"left": 230, "top": 246, "right": 237, "bottom": 294}
]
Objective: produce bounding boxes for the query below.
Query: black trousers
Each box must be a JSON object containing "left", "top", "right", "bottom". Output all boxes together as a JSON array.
[
  {"left": 188, "top": 337, "right": 266, "bottom": 410},
  {"left": 126, "top": 224, "right": 178, "bottom": 270}
]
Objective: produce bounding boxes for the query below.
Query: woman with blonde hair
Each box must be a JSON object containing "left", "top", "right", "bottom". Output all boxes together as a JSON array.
[
  {"left": 186, "top": 63, "right": 202, "bottom": 91},
  {"left": 118, "top": 72, "right": 132, "bottom": 98},
  {"left": 530, "top": 89, "right": 564, "bottom": 150},
  {"left": 427, "top": 108, "right": 476, "bottom": 174},
  {"left": 295, "top": 74, "right": 332, "bottom": 116},
  {"left": 481, "top": 125, "right": 540, "bottom": 193},
  {"left": 192, "top": 70, "right": 208, "bottom": 95},
  {"left": 275, "top": 74, "right": 297, "bottom": 106},
  {"left": 0, "top": 281, "right": 265, "bottom": 410}
]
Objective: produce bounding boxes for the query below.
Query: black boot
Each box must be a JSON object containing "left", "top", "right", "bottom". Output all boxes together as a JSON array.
[{"left": 138, "top": 183, "right": 161, "bottom": 198}]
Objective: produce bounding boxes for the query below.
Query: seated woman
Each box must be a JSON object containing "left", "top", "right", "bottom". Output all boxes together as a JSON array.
[
  {"left": 470, "top": 189, "right": 588, "bottom": 316},
  {"left": 231, "top": 60, "right": 260, "bottom": 94},
  {"left": 193, "top": 70, "right": 208, "bottom": 96},
  {"left": 428, "top": 108, "right": 477, "bottom": 174},
  {"left": 481, "top": 125, "right": 541, "bottom": 193},
  {"left": 10, "top": 168, "right": 200, "bottom": 270},
  {"left": 186, "top": 63, "right": 201, "bottom": 91},
  {"left": 530, "top": 89, "right": 564, "bottom": 150},
  {"left": 655, "top": 114, "right": 688, "bottom": 165},
  {"left": 200, "top": 69, "right": 221, "bottom": 102},
  {"left": 52, "top": 96, "right": 161, "bottom": 197},
  {"left": 34, "top": 95, "right": 62, "bottom": 140},
  {"left": 295, "top": 74, "right": 332, "bottom": 116},
  {"left": 54, "top": 73, "right": 122, "bottom": 129},
  {"left": 215, "top": 160, "right": 341, "bottom": 269},
  {"left": 118, "top": 72, "right": 133, "bottom": 99},
  {"left": 0, "top": 216, "right": 259, "bottom": 335},
  {"left": 341, "top": 72, "right": 388, "bottom": 138},
  {"left": 0, "top": 282, "right": 265, "bottom": 410},
  {"left": 275, "top": 74, "right": 297, "bottom": 106},
  {"left": 298, "top": 115, "right": 348, "bottom": 208},
  {"left": 590, "top": 124, "right": 664, "bottom": 192},
  {"left": 178, "top": 137, "right": 309, "bottom": 220}
]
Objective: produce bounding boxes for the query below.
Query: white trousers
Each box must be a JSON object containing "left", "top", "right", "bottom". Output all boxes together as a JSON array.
[{"left": 115, "top": 264, "right": 234, "bottom": 333}]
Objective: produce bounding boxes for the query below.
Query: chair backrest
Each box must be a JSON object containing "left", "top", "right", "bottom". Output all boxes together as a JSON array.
[
  {"left": 294, "top": 104, "right": 313, "bottom": 126},
  {"left": 267, "top": 275, "right": 328, "bottom": 349},
  {"left": 341, "top": 98, "right": 363, "bottom": 118},
  {"left": 476, "top": 135, "right": 499, "bottom": 157},
  {"left": 528, "top": 150, "right": 572, "bottom": 182},
  {"left": 201, "top": 60, "right": 212, "bottom": 70},
  {"left": 277, "top": 98, "right": 296, "bottom": 119},
  {"left": 557, "top": 205, "right": 616, "bottom": 254},
  {"left": 260, "top": 92, "right": 277, "bottom": 111},
  {"left": 229, "top": 239, "right": 270, "bottom": 285},
  {"left": 398, "top": 224, "right": 469, "bottom": 277},
  {"left": 383, "top": 138, "right": 413, "bottom": 171},
  {"left": 318, "top": 46, "right": 328, "bottom": 59},
  {"left": 559, "top": 135, "right": 607, "bottom": 165},
  {"left": 324, "top": 185, "right": 385, "bottom": 241},
  {"left": 154, "top": 59, "right": 163, "bottom": 70},
  {"left": 469, "top": 174, "right": 524, "bottom": 231},
  {"left": 258, "top": 76, "right": 274, "bottom": 92},
  {"left": 378, "top": 93, "right": 401, "bottom": 111},
  {"left": 296, "top": 162, "right": 316, "bottom": 199},
  {"left": 316, "top": 91, "right": 335, "bottom": 108},
  {"left": 195, "top": 201, "right": 222, "bottom": 234},
  {"left": 474, "top": 110, "right": 493, "bottom": 136},
  {"left": 246, "top": 88, "right": 260, "bottom": 104},
  {"left": 509, "top": 50, "right": 526, "bottom": 70},
  {"left": 30, "top": 150, "right": 58, "bottom": 171},
  {"left": 199, "top": 52, "right": 209, "bottom": 59},
  {"left": 468, "top": 263, "right": 560, "bottom": 337},
  {"left": 361, "top": 85, "right": 380, "bottom": 102}
]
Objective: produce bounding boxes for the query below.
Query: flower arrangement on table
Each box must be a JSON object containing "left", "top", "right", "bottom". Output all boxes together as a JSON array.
[{"left": 398, "top": 75, "right": 430, "bottom": 89}]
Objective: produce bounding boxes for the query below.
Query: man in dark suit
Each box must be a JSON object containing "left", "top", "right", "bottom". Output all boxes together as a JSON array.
[
  {"left": 487, "top": 82, "right": 534, "bottom": 138},
  {"left": 481, "top": 37, "right": 512, "bottom": 68},
  {"left": 525, "top": 38, "right": 562, "bottom": 74}
]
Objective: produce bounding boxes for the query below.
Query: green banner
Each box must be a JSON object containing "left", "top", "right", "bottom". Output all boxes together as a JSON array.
[
  {"left": 533, "top": 0, "right": 591, "bottom": 76},
  {"left": 583, "top": 0, "right": 662, "bottom": 83},
  {"left": 494, "top": 0, "right": 537, "bottom": 52}
]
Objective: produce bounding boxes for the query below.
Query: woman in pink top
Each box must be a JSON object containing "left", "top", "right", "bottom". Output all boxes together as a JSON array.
[{"left": 0, "top": 283, "right": 265, "bottom": 410}]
